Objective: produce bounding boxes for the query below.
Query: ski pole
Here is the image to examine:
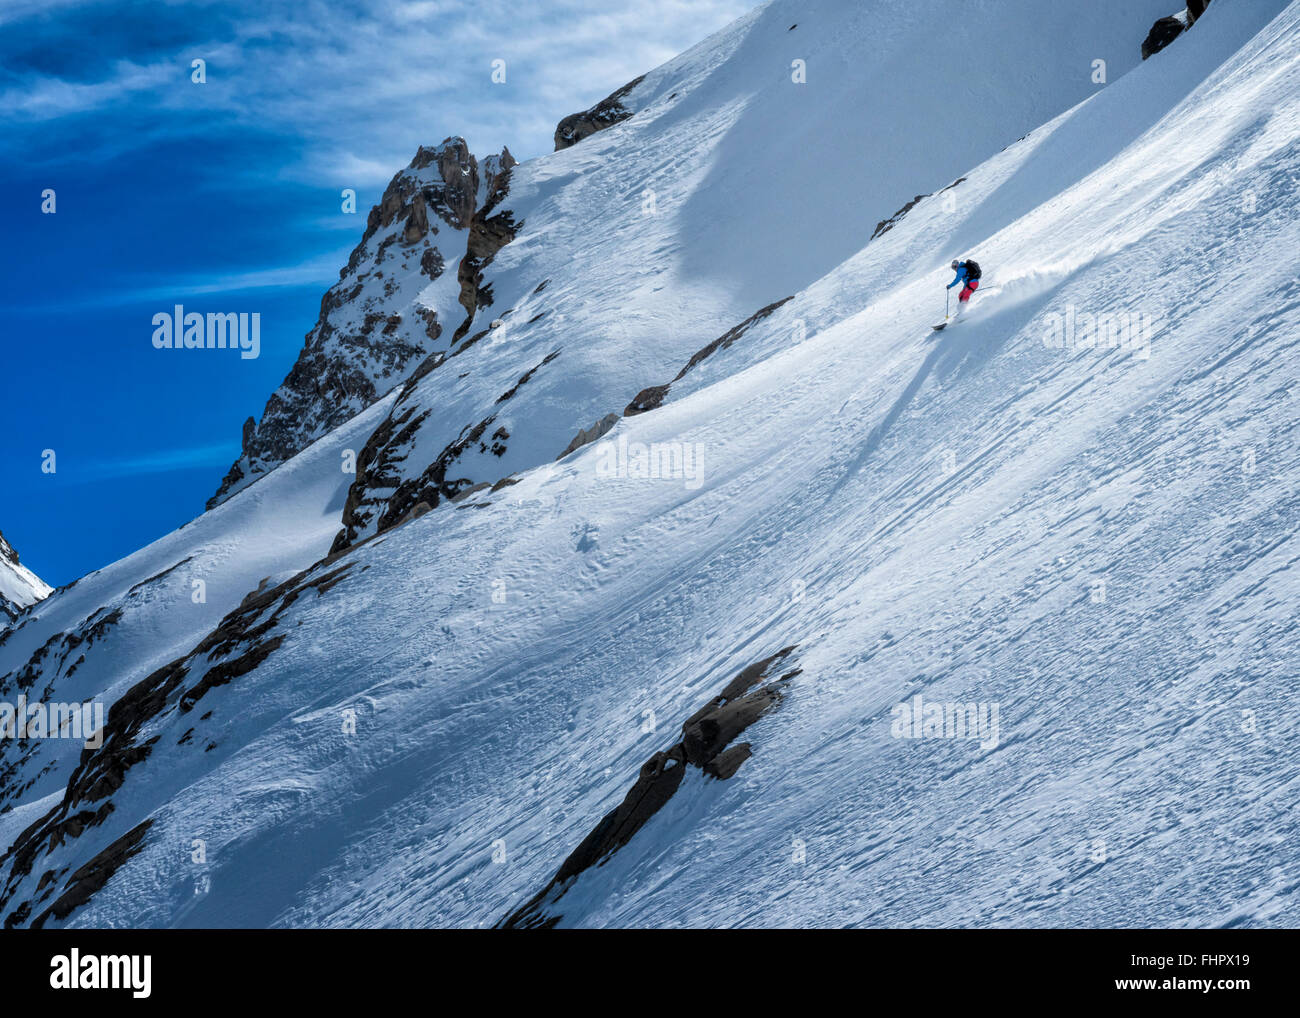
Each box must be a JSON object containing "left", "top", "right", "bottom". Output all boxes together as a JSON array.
[{"left": 945, "top": 289, "right": 950, "bottom": 321}]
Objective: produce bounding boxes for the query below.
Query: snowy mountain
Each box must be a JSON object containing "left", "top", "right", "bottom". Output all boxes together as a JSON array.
[
  {"left": 0, "top": 531, "right": 50, "bottom": 624},
  {"left": 4, "top": 0, "right": 1299, "bottom": 929},
  {"left": 324, "top": 0, "right": 1185, "bottom": 549}
]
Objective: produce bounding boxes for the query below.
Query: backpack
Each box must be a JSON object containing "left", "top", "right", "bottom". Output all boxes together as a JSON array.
[{"left": 964, "top": 259, "right": 982, "bottom": 280}]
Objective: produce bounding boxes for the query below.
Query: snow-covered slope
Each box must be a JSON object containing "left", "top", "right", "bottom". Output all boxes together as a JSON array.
[
  {"left": 0, "top": 531, "right": 51, "bottom": 624},
  {"left": 312, "top": 0, "right": 1179, "bottom": 547},
  {"left": 3, "top": 0, "right": 1298, "bottom": 929},
  {"left": 0, "top": 395, "right": 393, "bottom": 862}
]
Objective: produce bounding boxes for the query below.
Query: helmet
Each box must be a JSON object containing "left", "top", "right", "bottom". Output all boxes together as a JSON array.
[{"left": 951, "top": 259, "right": 960, "bottom": 270}]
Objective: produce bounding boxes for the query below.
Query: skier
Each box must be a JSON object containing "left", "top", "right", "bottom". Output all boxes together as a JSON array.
[{"left": 946, "top": 257, "right": 982, "bottom": 315}]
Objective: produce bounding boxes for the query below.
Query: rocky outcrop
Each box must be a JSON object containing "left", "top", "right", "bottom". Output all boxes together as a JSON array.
[
  {"left": 27, "top": 820, "right": 152, "bottom": 929},
  {"left": 1142, "top": 15, "right": 1187, "bottom": 60},
  {"left": 1142, "top": 3, "right": 1211, "bottom": 61},
  {"left": 408, "top": 141, "right": 479, "bottom": 227},
  {"left": 0, "top": 530, "right": 20, "bottom": 568},
  {"left": 401, "top": 192, "right": 429, "bottom": 244},
  {"left": 331, "top": 349, "right": 562, "bottom": 551},
  {"left": 328, "top": 339, "right": 554, "bottom": 546},
  {"left": 556, "top": 413, "right": 620, "bottom": 460},
  {"left": 499, "top": 647, "right": 800, "bottom": 929},
  {"left": 553, "top": 75, "right": 646, "bottom": 151},
  {"left": 453, "top": 149, "right": 520, "bottom": 341},
  {"left": 207, "top": 138, "right": 515, "bottom": 510}
]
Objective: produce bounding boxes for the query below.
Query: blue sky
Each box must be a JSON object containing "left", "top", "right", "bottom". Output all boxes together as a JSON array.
[{"left": 0, "top": 0, "right": 748, "bottom": 587}]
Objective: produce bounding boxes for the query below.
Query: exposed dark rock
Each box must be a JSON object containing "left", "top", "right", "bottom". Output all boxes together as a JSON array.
[
  {"left": 449, "top": 483, "right": 491, "bottom": 504},
  {"left": 498, "top": 646, "right": 799, "bottom": 929},
  {"left": 556, "top": 413, "right": 620, "bottom": 460},
  {"left": 680, "top": 655, "right": 795, "bottom": 767},
  {"left": 370, "top": 352, "right": 562, "bottom": 537},
  {"left": 554, "top": 75, "right": 646, "bottom": 151},
  {"left": 2, "top": 606, "right": 122, "bottom": 701},
  {"left": 401, "top": 194, "right": 426, "bottom": 244},
  {"left": 409, "top": 139, "right": 479, "bottom": 228},
  {"left": 1142, "top": 14, "right": 1187, "bottom": 60},
  {"left": 420, "top": 247, "right": 445, "bottom": 280},
  {"left": 29, "top": 820, "right": 152, "bottom": 929},
  {"left": 873, "top": 194, "right": 927, "bottom": 241},
  {"left": 332, "top": 348, "right": 561, "bottom": 550},
  {"left": 239, "top": 576, "right": 272, "bottom": 607},
  {"left": 57, "top": 607, "right": 120, "bottom": 657},
  {"left": 454, "top": 150, "right": 521, "bottom": 339},
  {"left": 178, "top": 634, "right": 285, "bottom": 713},
  {"left": 624, "top": 384, "right": 672, "bottom": 418},
  {"left": 0, "top": 530, "right": 47, "bottom": 623},
  {"left": 396, "top": 501, "right": 433, "bottom": 524},
  {"left": 704, "top": 743, "right": 752, "bottom": 780},
  {"left": 328, "top": 401, "right": 432, "bottom": 554},
  {"left": 125, "top": 556, "right": 194, "bottom": 598},
  {"left": 0, "top": 530, "right": 22, "bottom": 567}
]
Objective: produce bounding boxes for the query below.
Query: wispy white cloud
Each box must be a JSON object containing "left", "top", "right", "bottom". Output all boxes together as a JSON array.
[
  {"left": 76, "top": 443, "right": 239, "bottom": 482},
  {"left": 149, "top": 248, "right": 355, "bottom": 296},
  {"left": 23, "top": 248, "right": 355, "bottom": 312},
  {"left": 0, "top": 0, "right": 752, "bottom": 172},
  {"left": 0, "top": 59, "right": 177, "bottom": 118},
  {"left": 309, "top": 151, "right": 408, "bottom": 189}
]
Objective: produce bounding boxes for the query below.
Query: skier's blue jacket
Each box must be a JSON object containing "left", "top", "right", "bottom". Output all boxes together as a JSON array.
[{"left": 947, "top": 262, "right": 973, "bottom": 289}]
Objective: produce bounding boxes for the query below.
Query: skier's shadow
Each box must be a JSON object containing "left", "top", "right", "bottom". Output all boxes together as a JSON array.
[
  {"left": 828, "top": 291, "right": 1049, "bottom": 500},
  {"left": 839, "top": 340, "right": 947, "bottom": 488}
]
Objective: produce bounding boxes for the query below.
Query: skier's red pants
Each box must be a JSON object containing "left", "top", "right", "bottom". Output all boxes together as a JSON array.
[{"left": 959, "top": 279, "right": 979, "bottom": 303}]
